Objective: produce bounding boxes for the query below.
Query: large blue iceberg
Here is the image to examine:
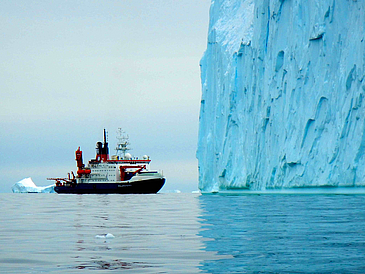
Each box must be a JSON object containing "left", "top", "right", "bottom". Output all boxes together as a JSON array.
[{"left": 197, "top": 0, "right": 365, "bottom": 192}]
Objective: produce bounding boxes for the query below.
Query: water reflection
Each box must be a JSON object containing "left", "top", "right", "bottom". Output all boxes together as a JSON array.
[
  {"left": 198, "top": 195, "right": 251, "bottom": 273},
  {"left": 69, "top": 194, "right": 220, "bottom": 273},
  {"left": 197, "top": 194, "right": 365, "bottom": 273},
  {"left": 6, "top": 193, "right": 363, "bottom": 273}
]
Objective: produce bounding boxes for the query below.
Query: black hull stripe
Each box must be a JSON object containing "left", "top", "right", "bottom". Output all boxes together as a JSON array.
[{"left": 54, "top": 178, "right": 165, "bottom": 194}]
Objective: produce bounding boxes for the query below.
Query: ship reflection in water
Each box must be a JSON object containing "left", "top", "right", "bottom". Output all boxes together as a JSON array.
[{"left": 67, "top": 194, "right": 222, "bottom": 273}]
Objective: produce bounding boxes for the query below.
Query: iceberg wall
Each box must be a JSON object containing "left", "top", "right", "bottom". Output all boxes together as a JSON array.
[{"left": 197, "top": 0, "right": 365, "bottom": 191}]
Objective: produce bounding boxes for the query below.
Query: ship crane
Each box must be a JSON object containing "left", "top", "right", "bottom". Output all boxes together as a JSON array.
[{"left": 47, "top": 171, "right": 76, "bottom": 186}]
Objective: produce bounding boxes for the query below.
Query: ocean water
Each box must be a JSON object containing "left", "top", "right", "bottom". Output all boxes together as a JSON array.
[{"left": 1, "top": 193, "right": 365, "bottom": 273}]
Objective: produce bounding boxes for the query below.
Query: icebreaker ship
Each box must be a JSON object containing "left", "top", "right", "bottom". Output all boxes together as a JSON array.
[{"left": 197, "top": 0, "right": 365, "bottom": 192}]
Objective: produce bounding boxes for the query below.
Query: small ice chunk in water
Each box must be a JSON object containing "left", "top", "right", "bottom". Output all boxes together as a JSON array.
[
  {"left": 95, "top": 233, "right": 115, "bottom": 239},
  {"left": 105, "top": 233, "right": 115, "bottom": 239},
  {"left": 95, "top": 233, "right": 115, "bottom": 244}
]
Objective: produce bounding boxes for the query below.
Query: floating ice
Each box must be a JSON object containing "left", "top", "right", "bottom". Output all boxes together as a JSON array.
[
  {"left": 163, "top": 189, "right": 181, "bottom": 193},
  {"left": 12, "top": 178, "right": 55, "bottom": 193},
  {"left": 197, "top": 0, "right": 365, "bottom": 192},
  {"left": 95, "top": 233, "right": 115, "bottom": 239},
  {"left": 95, "top": 233, "right": 115, "bottom": 244}
]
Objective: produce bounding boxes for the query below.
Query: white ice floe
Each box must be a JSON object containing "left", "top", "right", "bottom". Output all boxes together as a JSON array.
[
  {"left": 95, "top": 233, "right": 115, "bottom": 239},
  {"left": 164, "top": 189, "right": 181, "bottom": 193}
]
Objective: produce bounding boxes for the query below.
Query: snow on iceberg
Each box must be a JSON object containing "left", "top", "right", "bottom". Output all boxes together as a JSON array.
[
  {"left": 12, "top": 178, "right": 55, "bottom": 193},
  {"left": 197, "top": 0, "right": 365, "bottom": 192}
]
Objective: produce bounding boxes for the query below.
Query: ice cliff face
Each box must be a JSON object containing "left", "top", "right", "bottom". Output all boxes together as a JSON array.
[{"left": 197, "top": 0, "right": 365, "bottom": 191}]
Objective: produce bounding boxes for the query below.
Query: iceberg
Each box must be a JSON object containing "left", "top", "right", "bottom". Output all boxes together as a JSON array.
[
  {"left": 12, "top": 178, "right": 55, "bottom": 193},
  {"left": 197, "top": 0, "right": 365, "bottom": 191}
]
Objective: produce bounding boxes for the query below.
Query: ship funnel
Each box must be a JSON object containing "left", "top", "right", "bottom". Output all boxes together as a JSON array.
[
  {"left": 95, "top": 130, "right": 109, "bottom": 162},
  {"left": 104, "top": 128, "right": 107, "bottom": 144}
]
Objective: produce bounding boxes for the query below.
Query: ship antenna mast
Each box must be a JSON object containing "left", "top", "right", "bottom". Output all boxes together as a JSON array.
[{"left": 115, "top": 128, "right": 131, "bottom": 159}]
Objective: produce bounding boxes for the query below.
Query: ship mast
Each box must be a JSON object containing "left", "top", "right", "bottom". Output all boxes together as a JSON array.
[{"left": 115, "top": 128, "right": 131, "bottom": 159}]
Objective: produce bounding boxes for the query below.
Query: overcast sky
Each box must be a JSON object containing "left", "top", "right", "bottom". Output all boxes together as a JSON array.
[{"left": 0, "top": 0, "right": 211, "bottom": 193}]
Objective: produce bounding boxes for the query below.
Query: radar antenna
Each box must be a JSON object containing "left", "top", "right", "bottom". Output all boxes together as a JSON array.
[{"left": 115, "top": 128, "right": 131, "bottom": 159}]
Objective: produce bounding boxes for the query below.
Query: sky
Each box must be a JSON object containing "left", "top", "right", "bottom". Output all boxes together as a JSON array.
[{"left": 0, "top": 0, "right": 211, "bottom": 193}]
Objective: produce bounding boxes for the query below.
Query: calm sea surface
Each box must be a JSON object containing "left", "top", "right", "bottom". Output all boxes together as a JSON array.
[{"left": 1, "top": 193, "right": 365, "bottom": 273}]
